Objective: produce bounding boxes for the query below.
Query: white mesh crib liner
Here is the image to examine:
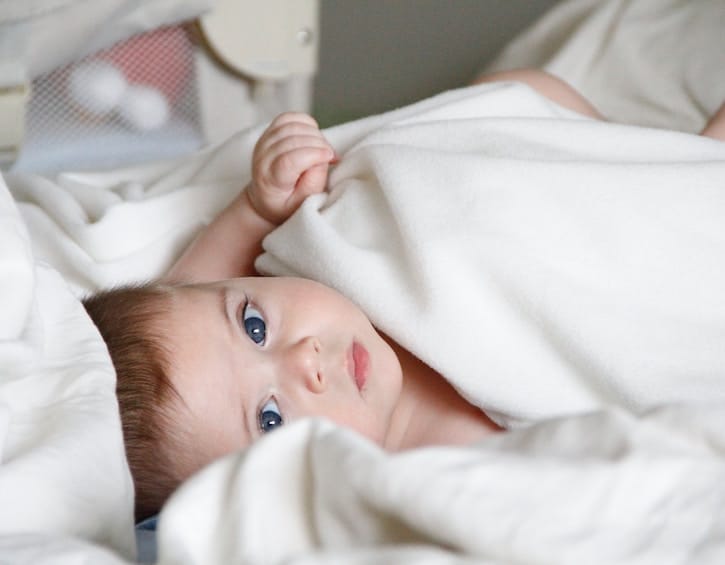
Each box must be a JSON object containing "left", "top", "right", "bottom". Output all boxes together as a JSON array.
[
  {"left": 14, "top": 25, "right": 204, "bottom": 173},
  {"left": 12, "top": 26, "right": 199, "bottom": 172},
  {"left": 1, "top": 0, "right": 320, "bottom": 174}
]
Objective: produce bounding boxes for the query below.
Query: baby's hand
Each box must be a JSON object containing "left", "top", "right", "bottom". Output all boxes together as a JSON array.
[{"left": 247, "top": 112, "right": 335, "bottom": 225}]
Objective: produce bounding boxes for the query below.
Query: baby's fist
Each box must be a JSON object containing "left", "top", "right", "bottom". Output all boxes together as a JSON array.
[{"left": 248, "top": 112, "right": 335, "bottom": 225}]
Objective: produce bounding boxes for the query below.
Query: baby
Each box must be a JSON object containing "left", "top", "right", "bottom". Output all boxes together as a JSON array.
[{"left": 83, "top": 69, "right": 725, "bottom": 522}]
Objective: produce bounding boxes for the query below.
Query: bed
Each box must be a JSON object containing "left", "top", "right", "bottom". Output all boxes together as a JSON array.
[{"left": 2, "top": 1, "right": 725, "bottom": 564}]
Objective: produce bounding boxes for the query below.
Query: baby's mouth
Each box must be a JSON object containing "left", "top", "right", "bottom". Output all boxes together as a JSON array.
[{"left": 347, "top": 341, "right": 369, "bottom": 391}]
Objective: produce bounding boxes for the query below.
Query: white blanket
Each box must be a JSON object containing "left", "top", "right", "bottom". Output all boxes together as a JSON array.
[
  {"left": 0, "top": 178, "right": 136, "bottom": 559},
  {"left": 256, "top": 82, "right": 725, "bottom": 427},
  {"left": 155, "top": 406, "right": 725, "bottom": 565},
  {"left": 2, "top": 1, "right": 725, "bottom": 559},
  {"left": 3, "top": 81, "right": 725, "bottom": 565}
]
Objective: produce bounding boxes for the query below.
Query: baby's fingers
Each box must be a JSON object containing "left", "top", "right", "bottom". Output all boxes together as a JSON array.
[
  {"left": 258, "top": 114, "right": 321, "bottom": 149},
  {"left": 270, "top": 112, "right": 318, "bottom": 129},
  {"left": 267, "top": 133, "right": 332, "bottom": 161},
  {"left": 296, "top": 162, "right": 329, "bottom": 196},
  {"left": 269, "top": 146, "right": 334, "bottom": 186}
]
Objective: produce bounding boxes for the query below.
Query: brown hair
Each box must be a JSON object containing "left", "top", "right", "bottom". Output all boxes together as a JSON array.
[{"left": 83, "top": 283, "right": 186, "bottom": 522}]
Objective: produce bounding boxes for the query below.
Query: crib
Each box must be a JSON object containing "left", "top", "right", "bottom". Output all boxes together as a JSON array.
[
  {"left": 0, "top": 0, "right": 318, "bottom": 173},
  {"left": 2, "top": 1, "right": 725, "bottom": 564}
]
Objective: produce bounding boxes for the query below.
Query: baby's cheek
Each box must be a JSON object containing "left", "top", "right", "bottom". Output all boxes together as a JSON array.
[{"left": 344, "top": 413, "right": 388, "bottom": 447}]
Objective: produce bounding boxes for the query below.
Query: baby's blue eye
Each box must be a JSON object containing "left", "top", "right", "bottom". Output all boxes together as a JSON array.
[
  {"left": 258, "top": 398, "right": 284, "bottom": 434},
  {"left": 243, "top": 302, "right": 266, "bottom": 345}
]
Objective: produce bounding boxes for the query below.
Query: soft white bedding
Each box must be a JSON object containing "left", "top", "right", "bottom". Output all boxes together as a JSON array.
[
  {"left": 3, "top": 80, "right": 725, "bottom": 564},
  {"left": 0, "top": 178, "right": 136, "bottom": 559},
  {"left": 2, "top": 0, "right": 725, "bottom": 563},
  {"left": 256, "top": 82, "right": 725, "bottom": 428},
  {"left": 156, "top": 406, "right": 725, "bottom": 565}
]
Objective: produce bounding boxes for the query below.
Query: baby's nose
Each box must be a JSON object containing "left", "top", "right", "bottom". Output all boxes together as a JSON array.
[{"left": 287, "top": 336, "right": 325, "bottom": 393}]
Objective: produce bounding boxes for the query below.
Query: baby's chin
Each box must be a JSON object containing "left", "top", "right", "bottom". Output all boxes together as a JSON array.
[
  {"left": 330, "top": 415, "right": 388, "bottom": 449},
  {"left": 357, "top": 428, "right": 388, "bottom": 450}
]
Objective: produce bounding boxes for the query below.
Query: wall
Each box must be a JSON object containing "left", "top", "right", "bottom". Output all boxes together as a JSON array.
[{"left": 313, "top": 0, "right": 560, "bottom": 126}]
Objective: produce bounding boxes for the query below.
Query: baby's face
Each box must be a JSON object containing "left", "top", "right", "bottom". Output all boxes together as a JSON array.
[{"left": 162, "top": 276, "right": 402, "bottom": 475}]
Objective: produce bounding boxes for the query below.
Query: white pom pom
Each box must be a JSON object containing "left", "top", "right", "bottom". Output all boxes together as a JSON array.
[
  {"left": 118, "top": 85, "right": 170, "bottom": 131},
  {"left": 68, "top": 62, "right": 127, "bottom": 115}
]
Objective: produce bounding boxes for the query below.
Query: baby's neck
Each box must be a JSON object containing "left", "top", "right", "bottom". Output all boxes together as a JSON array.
[{"left": 383, "top": 339, "right": 501, "bottom": 451}]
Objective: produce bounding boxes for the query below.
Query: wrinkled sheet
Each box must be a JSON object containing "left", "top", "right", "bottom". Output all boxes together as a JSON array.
[
  {"left": 0, "top": 176, "right": 136, "bottom": 561},
  {"left": 156, "top": 406, "right": 725, "bottom": 565},
  {"left": 2, "top": 0, "right": 725, "bottom": 560},
  {"left": 3, "top": 81, "right": 725, "bottom": 565}
]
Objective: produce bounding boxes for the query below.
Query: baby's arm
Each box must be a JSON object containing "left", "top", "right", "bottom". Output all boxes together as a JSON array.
[
  {"left": 475, "top": 69, "right": 725, "bottom": 141},
  {"left": 701, "top": 101, "right": 725, "bottom": 141},
  {"left": 473, "top": 68, "right": 605, "bottom": 120},
  {"left": 164, "top": 112, "right": 334, "bottom": 283}
]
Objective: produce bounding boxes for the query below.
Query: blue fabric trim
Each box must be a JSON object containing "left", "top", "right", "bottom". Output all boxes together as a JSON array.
[{"left": 135, "top": 514, "right": 158, "bottom": 531}]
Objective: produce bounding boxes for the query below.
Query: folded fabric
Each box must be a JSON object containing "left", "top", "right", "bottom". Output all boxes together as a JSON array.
[{"left": 157, "top": 403, "right": 725, "bottom": 564}]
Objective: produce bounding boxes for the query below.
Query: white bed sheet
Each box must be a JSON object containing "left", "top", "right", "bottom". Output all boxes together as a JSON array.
[
  {"left": 156, "top": 407, "right": 725, "bottom": 565},
  {"left": 0, "top": 178, "right": 136, "bottom": 560},
  {"left": 2, "top": 0, "right": 725, "bottom": 563}
]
